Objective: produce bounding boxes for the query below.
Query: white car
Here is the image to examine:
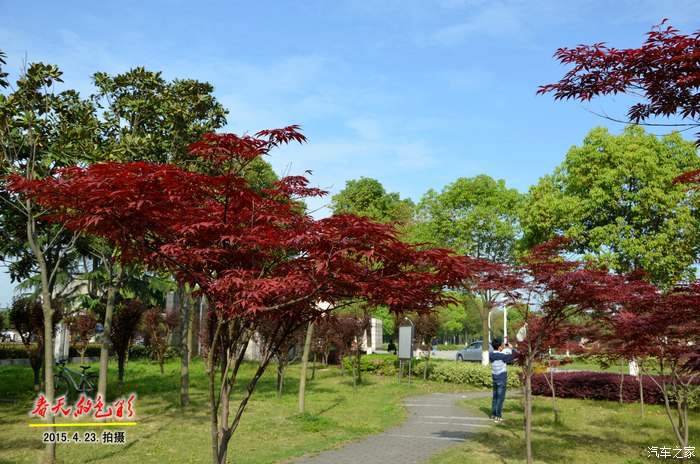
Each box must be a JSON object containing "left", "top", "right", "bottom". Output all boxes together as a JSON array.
[{"left": 456, "top": 340, "right": 493, "bottom": 362}]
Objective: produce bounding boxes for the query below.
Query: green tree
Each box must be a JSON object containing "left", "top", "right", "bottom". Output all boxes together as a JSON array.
[
  {"left": 91, "top": 67, "right": 227, "bottom": 164},
  {"left": 88, "top": 67, "right": 228, "bottom": 402},
  {"left": 521, "top": 126, "right": 700, "bottom": 286},
  {"left": 9, "top": 297, "right": 62, "bottom": 391},
  {"left": 1, "top": 58, "right": 231, "bottom": 412},
  {"left": 0, "top": 57, "right": 100, "bottom": 463},
  {"left": 434, "top": 296, "right": 482, "bottom": 345},
  {"left": 110, "top": 299, "right": 144, "bottom": 394},
  {"left": 330, "top": 177, "right": 414, "bottom": 227},
  {"left": 413, "top": 174, "right": 523, "bottom": 363},
  {"left": 330, "top": 177, "right": 416, "bottom": 349}
]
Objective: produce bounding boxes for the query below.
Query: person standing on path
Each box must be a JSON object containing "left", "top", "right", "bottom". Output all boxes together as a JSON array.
[{"left": 489, "top": 338, "right": 515, "bottom": 423}]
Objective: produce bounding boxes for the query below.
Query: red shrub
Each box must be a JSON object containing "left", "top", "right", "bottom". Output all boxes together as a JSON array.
[{"left": 530, "top": 371, "right": 687, "bottom": 405}]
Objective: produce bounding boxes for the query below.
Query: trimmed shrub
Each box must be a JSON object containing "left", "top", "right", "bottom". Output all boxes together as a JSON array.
[
  {"left": 531, "top": 371, "right": 700, "bottom": 410},
  {"left": 1, "top": 343, "right": 105, "bottom": 360},
  {"left": 665, "top": 385, "right": 700, "bottom": 411},
  {"left": 0, "top": 343, "right": 29, "bottom": 359},
  {"left": 68, "top": 343, "right": 104, "bottom": 358},
  {"left": 0, "top": 342, "right": 156, "bottom": 361},
  {"left": 390, "top": 357, "right": 523, "bottom": 389},
  {"left": 438, "top": 344, "right": 464, "bottom": 351},
  {"left": 428, "top": 362, "right": 522, "bottom": 388},
  {"left": 342, "top": 354, "right": 398, "bottom": 376},
  {"left": 129, "top": 345, "right": 148, "bottom": 360},
  {"left": 1, "top": 342, "right": 175, "bottom": 363}
]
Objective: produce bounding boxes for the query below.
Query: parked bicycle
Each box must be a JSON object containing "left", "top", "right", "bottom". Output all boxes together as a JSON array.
[{"left": 54, "top": 360, "right": 98, "bottom": 398}]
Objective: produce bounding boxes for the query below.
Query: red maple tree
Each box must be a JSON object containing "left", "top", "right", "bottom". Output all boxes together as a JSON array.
[
  {"left": 9, "top": 126, "right": 478, "bottom": 464},
  {"left": 326, "top": 312, "right": 370, "bottom": 386},
  {"left": 67, "top": 312, "right": 97, "bottom": 365},
  {"left": 142, "top": 306, "right": 179, "bottom": 375},
  {"left": 538, "top": 22, "right": 700, "bottom": 445},
  {"left": 503, "top": 239, "right": 632, "bottom": 464},
  {"left": 594, "top": 279, "right": 700, "bottom": 450},
  {"left": 538, "top": 20, "right": 700, "bottom": 138},
  {"left": 538, "top": 20, "right": 700, "bottom": 183}
]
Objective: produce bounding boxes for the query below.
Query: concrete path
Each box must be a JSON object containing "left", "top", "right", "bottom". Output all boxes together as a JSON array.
[{"left": 289, "top": 391, "right": 492, "bottom": 464}]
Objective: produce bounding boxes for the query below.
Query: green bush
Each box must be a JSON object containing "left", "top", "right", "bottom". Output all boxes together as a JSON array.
[
  {"left": 438, "top": 344, "right": 465, "bottom": 351},
  {"left": 0, "top": 342, "right": 180, "bottom": 362},
  {"left": 68, "top": 343, "right": 104, "bottom": 358},
  {"left": 340, "top": 354, "right": 523, "bottom": 388},
  {"left": 165, "top": 346, "right": 180, "bottom": 359},
  {"left": 342, "top": 354, "right": 398, "bottom": 376},
  {"left": 666, "top": 385, "right": 700, "bottom": 412},
  {"left": 0, "top": 343, "right": 106, "bottom": 360},
  {"left": 128, "top": 345, "right": 148, "bottom": 360},
  {"left": 428, "top": 362, "right": 522, "bottom": 388},
  {"left": 0, "top": 343, "right": 31, "bottom": 359}
]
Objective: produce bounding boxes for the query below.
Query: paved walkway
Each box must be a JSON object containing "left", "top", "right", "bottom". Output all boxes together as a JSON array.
[{"left": 289, "top": 391, "right": 492, "bottom": 464}]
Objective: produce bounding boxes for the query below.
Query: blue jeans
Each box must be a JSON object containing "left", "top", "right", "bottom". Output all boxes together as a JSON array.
[{"left": 492, "top": 378, "right": 507, "bottom": 418}]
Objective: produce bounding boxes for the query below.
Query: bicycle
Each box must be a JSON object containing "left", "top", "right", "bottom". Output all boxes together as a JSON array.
[{"left": 53, "top": 360, "right": 98, "bottom": 398}]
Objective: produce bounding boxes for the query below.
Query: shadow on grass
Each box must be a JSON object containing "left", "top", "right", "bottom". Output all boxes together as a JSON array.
[
  {"left": 313, "top": 397, "right": 346, "bottom": 416},
  {"left": 82, "top": 418, "right": 169, "bottom": 463},
  {"left": 0, "top": 437, "right": 43, "bottom": 453},
  {"left": 464, "top": 398, "right": 658, "bottom": 463}
]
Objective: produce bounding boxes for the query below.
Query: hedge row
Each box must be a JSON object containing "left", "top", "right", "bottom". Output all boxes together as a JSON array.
[
  {"left": 0, "top": 343, "right": 33, "bottom": 359},
  {"left": 531, "top": 371, "right": 700, "bottom": 410},
  {"left": 342, "top": 354, "right": 398, "bottom": 376},
  {"left": 0, "top": 343, "right": 150, "bottom": 360},
  {"left": 428, "top": 361, "right": 522, "bottom": 388},
  {"left": 342, "top": 354, "right": 523, "bottom": 389}
]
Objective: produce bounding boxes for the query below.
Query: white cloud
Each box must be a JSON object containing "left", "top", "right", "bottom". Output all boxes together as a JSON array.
[
  {"left": 267, "top": 136, "right": 444, "bottom": 218},
  {"left": 222, "top": 55, "right": 327, "bottom": 95},
  {"left": 437, "top": 67, "right": 493, "bottom": 92},
  {"left": 431, "top": 2, "right": 532, "bottom": 47},
  {"left": 347, "top": 117, "right": 383, "bottom": 141},
  {"left": 611, "top": 0, "right": 700, "bottom": 29}
]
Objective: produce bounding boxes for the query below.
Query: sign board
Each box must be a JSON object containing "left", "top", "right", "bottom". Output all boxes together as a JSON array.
[{"left": 398, "top": 325, "right": 413, "bottom": 360}]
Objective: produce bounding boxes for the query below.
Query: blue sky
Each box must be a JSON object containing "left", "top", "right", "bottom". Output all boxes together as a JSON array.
[{"left": 1, "top": 0, "right": 699, "bottom": 307}]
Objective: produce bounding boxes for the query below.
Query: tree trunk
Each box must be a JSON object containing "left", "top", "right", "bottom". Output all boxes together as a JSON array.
[
  {"left": 423, "top": 350, "right": 430, "bottom": 380},
  {"left": 365, "top": 323, "right": 372, "bottom": 353},
  {"left": 480, "top": 306, "right": 490, "bottom": 366},
  {"left": 352, "top": 361, "right": 356, "bottom": 388},
  {"left": 619, "top": 360, "right": 625, "bottom": 403},
  {"left": 32, "top": 356, "right": 42, "bottom": 392},
  {"left": 98, "top": 265, "right": 125, "bottom": 400},
  {"left": 298, "top": 321, "right": 314, "bottom": 413},
  {"left": 208, "top": 321, "right": 275, "bottom": 464},
  {"left": 117, "top": 350, "right": 127, "bottom": 395},
  {"left": 524, "top": 358, "right": 534, "bottom": 464},
  {"left": 27, "top": 213, "right": 57, "bottom": 463},
  {"left": 548, "top": 360, "right": 560, "bottom": 424},
  {"left": 277, "top": 361, "right": 285, "bottom": 398},
  {"left": 467, "top": 294, "right": 492, "bottom": 366},
  {"left": 42, "top": 300, "right": 56, "bottom": 464},
  {"left": 638, "top": 370, "right": 645, "bottom": 422},
  {"left": 207, "top": 320, "right": 223, "bottom": 464},
  {"left": 188, "top": 299, "right": 195, "bottom": 362},
  {"left": 179, "top": 283, "right": 192, "bottom": 406}
]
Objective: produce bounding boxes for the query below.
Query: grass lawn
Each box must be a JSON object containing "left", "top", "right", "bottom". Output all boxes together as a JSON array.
[
  {"left": 0, "top": 358, "right": 473, "bottom": 464},
  {"left": 429, "top": 393, "right": 699, "bottom": 464},
  {"left": 1, "top": 357, "right": 696, "bottom": 463}
]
